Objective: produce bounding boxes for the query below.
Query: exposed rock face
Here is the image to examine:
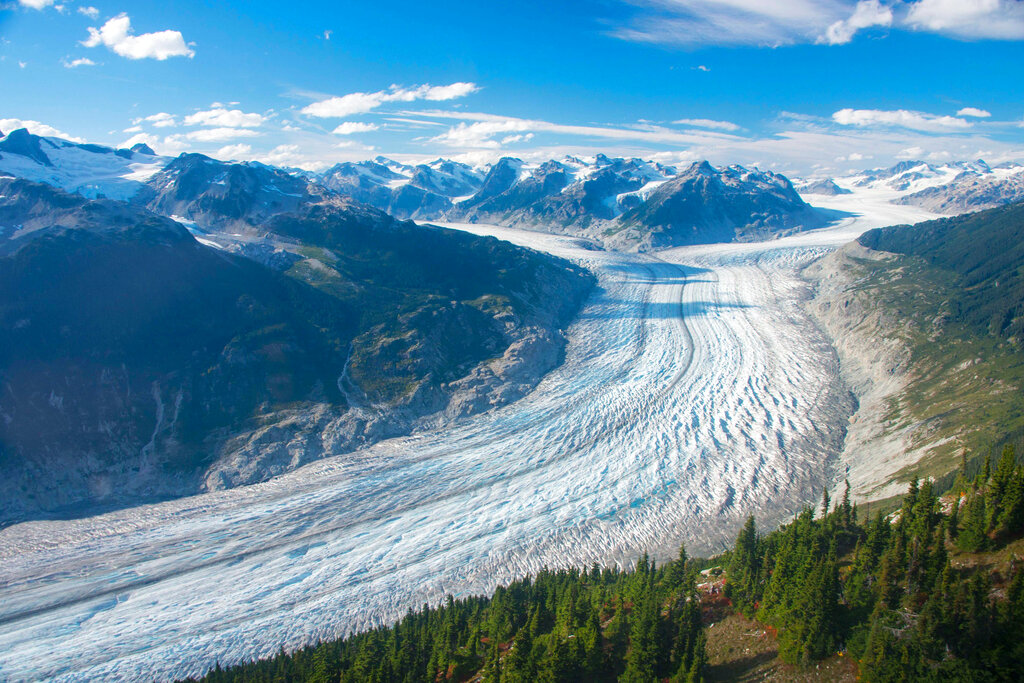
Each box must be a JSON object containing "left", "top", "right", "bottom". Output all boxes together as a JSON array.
[
  {"left": 804, "top": 243, "right": 917, "bottom": 503},
  {"left": 0, "top": 177, "right": 595, "bottom": 522}
]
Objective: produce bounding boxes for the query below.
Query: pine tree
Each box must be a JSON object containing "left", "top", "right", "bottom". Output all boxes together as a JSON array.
[
  {"left": 958, "top": 490, "right": 989, "bottom": 552},
  {"left": 621, "top": 592, "right": 659, "bottom": 682}
]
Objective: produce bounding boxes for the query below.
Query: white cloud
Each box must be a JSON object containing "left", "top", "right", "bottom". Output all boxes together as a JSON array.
[
  {"left": 255, "top": 144, "right": 333, "bottom": 171},
  {"left": 897, "top": 145, "right": 926, "bottom": 158},
  {"left": 0, "top": 117, "right": 84, "bottom": 142},
  {"left": 323, "top": 30, "right": 332, "bottom": 40},
  {"left": 822, "top": 0, "right": 892, "bottom": 44},
  {"left": 302, "top": 82, "right": 479, "bottom": 118},
  {"left": 138, "top": 112, "right": 177, "bottom": 128},
  {"left": 18, "top": 61, "right": 27, "bottom": 69},
  {"left": 421, "top": 110, "right": 744, "bottom": 150},
  {"left": 610, "top": 0, "right": 1024, "bottom": 47},
  {"left": 77, "top": 5, "right": 99, "bottom": 19},
  {"left": 216, "top": 143, "right": 253, "bottom": 160},
  {"left": 184, "top": 107, "right": 264, "bottom": 128},
  {"left": 18, "top": 0, "right": 55, "bottom": 9},
  {"left": 62, "top": 57, "right": 96, "bottom": 68},
  {"left": 501, "top": 133, "right": 535, "bottom": 144},
  {"left": 158, "top": 135, "right": 191, "bottom": 155},
  {"left": 906, "top": 0, "right": 1024, "bottom": 40},
  {"left": 120, "top": 132, "right": 160, "bottom": 149},
  {"left": 331, "top": 121, "right": 380, "bottom": 135},
  {"left": 832, "top": 107, "right": 971, "bottom": 132},
  {"left": 610, "top": 0, "right": 850, "bottom": 47},
  {"left": 956, "top": 107, "right": 992, "bottom": 118},
  {"left": 674, "top": 118, "right": 741, "bottom": 131},
  {"left": 123, "top": 125, "right": 142, "bottom": 133},
  {"left": 183, "top": 127, "right": 260, "bottom": 142},
  {"left": 83, "top": 13, "right": 195, "bottom": 60}
]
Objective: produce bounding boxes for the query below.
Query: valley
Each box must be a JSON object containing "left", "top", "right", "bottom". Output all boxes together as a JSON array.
[{"left": 0, "top": 191, "right": 935, "bottom": 681}]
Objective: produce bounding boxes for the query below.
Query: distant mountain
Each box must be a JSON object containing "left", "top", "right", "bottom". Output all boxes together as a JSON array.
[
  {"left": 611, "top": 161, "right": 832, "bottom": 249},
  {"left": 0, "top": 127, "right": 169, "bottom": 200},
  {"left": 802, "top": 158, "right": 1024, "bottom": 215},
  {"left": 894, "top": 167, "right": 1024, "bottom": 214},
  {"left": 455, "top": 155, "right": 677, "bottom": 233},
  {"left": 0, "top": 129, "right": 833, "bottom": 249},
  {"left": 320, "top": 154, "right": 831, "bottom": 249},
  {"left": 318, "top": 156, "right": 484, "bottom": 220},
  {"left": 794, "top": 178, "right": 851, "bottom": 196},
  {"left": 0, "top": 176, "right": 594, "bottom": 521},
  {"left": 849, "top": 159, "right": 995, "bottom": 192},
  {"left": 134, "top": 152, "right": 345, "bottom": 233}
]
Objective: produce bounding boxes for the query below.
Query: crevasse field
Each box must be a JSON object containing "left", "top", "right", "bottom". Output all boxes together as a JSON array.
[{"left": 0, "top": 192, "right": 937, "bottom": 682}]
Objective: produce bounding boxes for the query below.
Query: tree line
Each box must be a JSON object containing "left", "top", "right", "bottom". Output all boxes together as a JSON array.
[{"left": 724, "top": 445, "right": 1024, "bottom": 680}]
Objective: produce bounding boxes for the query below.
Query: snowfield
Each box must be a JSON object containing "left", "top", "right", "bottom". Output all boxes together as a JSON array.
[{"left": 0, "top": 193, "right": 937, "bottom": 682}]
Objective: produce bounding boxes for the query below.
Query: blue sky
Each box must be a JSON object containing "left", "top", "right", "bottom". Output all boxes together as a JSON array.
[{"left": 1, "top": 0, "right": 1023, "bottom": 175}]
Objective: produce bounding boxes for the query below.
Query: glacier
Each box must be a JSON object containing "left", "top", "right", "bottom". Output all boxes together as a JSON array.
[{"left": 0, "top": 192, "right": 938, "bottom": 682}]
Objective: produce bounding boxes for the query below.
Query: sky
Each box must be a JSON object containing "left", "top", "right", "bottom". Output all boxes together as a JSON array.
[{"left": 1, "top": 0, "right": 1023, "bottom": 176}]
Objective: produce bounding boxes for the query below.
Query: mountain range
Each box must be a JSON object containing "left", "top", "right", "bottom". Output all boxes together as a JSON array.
[
  {"left": 800, "top": 158, "right": 1024, "bottom": 213},
  {"left": 1, "top": 128, "right": 836, "bottom": 250}
]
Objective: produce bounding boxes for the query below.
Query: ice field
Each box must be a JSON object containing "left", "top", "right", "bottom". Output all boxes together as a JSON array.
[{"left": 0, "top": 194, "right": 938, "bottom": 681}]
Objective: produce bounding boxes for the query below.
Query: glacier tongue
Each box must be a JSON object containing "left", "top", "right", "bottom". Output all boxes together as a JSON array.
[{"left": 0, "top": 194, "right": 937, "bottom": 682}]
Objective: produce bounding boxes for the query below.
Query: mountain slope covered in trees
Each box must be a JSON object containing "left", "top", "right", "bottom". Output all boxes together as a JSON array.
[
  {"left": 0, "top": 176, "right": 594, "bottom": 521},
  {"left": 186, "top": 546, "right": 706, "bottom": 683},
  {"left": 807, "top": 200, "right": 1024, "bottom": 504}
]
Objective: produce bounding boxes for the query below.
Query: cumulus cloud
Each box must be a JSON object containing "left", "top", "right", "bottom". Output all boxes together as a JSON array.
[
  {"left": 83, "top": 13, "right": 195, "bottom": 60},
  {"left": 62, "top": 57, "right": 96, "bottom": 68},
  {"left": 332, "top": 121, "right": 380, "bottom": 135},
  {"left": 77, "top": 5, "right": 99, "bottom": 19},
  {"left": 674, "top": 118, "right": 741, "bottom": 131},
  {"left": 822, "top": 0, "right": 893, "bottom": 44},
  {"left": 302, "top": 82, "right": 479, "bottom": 118},
  {"left": 0, "top": 117, "right": 84, "bottom": 142},
  {"left": 216, "top": 143, "right": 253, "bottom": 160},
  {"left": 956, "top": 107, "right": 992, "bottom": 118},
  {"left": 832, "top": 107, "right": 971, "bottom": 132},
  {"left": 184, "top": 107, "right": 264, "bottom": 128},
  {"left": 18, "top": 0, "right": 55, "bottom": 9}
]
